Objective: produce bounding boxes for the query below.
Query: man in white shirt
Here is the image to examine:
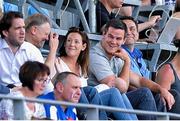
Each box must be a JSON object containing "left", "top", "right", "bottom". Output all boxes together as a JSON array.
[
  {"left": 25, "top": 13, "right": 59, "bottom": 79},
  {"left": 0, "top": 11, "right": 51, "bottom": 93}
]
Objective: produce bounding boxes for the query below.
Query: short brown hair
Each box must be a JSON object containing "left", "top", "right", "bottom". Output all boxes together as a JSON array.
[{"left": 19, "top": 61, "right": 50, "bottom": 91}]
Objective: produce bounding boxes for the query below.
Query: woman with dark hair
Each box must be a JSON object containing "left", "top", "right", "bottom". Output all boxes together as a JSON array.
[
  {"left": 51, "top": 27, "right": 138, "bottom": 120},
  {"left": 0, "top": 61, "right": 50, "bottom": 120},
  {"left": 156, "top": 40, "right": 180, "bottom": 117}
]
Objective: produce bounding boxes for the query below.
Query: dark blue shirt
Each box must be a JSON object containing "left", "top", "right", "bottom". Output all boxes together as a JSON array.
[{"left": 39, "top": 92, "right": 77, "bottom": 120}]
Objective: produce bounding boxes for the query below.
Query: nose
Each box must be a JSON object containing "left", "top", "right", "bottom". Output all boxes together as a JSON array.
[
  {"left": 126, "top": 28, "right": 131, "bottom": 35},
  {"left": 20, "top": 28, "right": 25, "bottom": 34},
  {"left": 69, "top": 41, "right": 75, "bottom": 46},
  {"left": 77, "top": 88, "right": 81, "bottom": 96}
]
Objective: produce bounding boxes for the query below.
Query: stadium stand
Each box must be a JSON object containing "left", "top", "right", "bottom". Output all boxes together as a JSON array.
[{"left": 1, "top": 0, "right": 180, "bottom": 120}]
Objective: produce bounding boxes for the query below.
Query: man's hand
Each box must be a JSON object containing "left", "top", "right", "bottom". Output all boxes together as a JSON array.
[
  {"left": 49, "top": 32, "right": 59, "bottom": 52},
  {"left": 148, "top": 15, "right": 161, "bottom": 28},
  {"left": 113, "top": 48, "right": 130, "bottom": 63}
]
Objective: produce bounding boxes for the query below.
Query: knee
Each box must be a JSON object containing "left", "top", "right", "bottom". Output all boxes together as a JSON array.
[
  {"left": 83, "top": 86, "right": 98, "bottom": 95},
  {"left": 109, "top": 87, "right": 121, "bottom": 94},
  {"left": 138, "top": 87, "right": 154, "bottom": 99}
]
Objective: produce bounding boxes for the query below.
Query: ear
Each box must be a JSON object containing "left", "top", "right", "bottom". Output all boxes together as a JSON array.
[
  {"left": 31, "top": 26, "right": 37, "bottom": 35},
  {"left": 2, "top": 30, "right": 8, "bottom": 38},
  {"left": 81, "top": 43, "right": 87, "bottom": 51},
  {"left": 55, "top": 82, "right": 64, "bottom": 93}
]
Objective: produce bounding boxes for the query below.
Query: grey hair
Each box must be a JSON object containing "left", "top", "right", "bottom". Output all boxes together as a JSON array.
[
  {"left": 53, "top": 72, "right": 79, "bottom": 88},
  {"left": 25, "top": 13, "right": 51, "bottom": 31}
]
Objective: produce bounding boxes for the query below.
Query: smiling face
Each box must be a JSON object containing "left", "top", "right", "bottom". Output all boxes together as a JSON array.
[
  {"left": 64, "top": 32, "right": 86, "bottom": 58},
  {"left": 101, "top": 27, "right": 125, "bottom": 58},
  {"left": 32, "top": 22, "right": 51, "bottom": 48},
  {"left": 123, "top": 19, "right": 139, "bottom": 45},
  {"left": 4, "top": 18, "right": 25, "bottom": 47}
]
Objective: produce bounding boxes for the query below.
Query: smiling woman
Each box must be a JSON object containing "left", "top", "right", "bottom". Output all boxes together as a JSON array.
[{"left": 0, "top": 61, "right": 50, "bottom": 120}]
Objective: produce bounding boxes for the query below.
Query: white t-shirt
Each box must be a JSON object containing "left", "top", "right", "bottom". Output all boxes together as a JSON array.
[
  {"left": 55, "top": 57, "right": 88, "bottom": 87},
  {"left": 0, "top": 39, "right": 44, "bottom": 86},
  {"left": 0, "top": 38, "right": 53, "bottom": 94},
  {"left": 0, "top": 90, "right": 46, "bottom": 120}
]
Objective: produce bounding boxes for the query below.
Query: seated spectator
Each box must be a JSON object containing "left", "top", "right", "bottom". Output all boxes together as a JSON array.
[
  {"left": 121, "top": 16, "right": 174, "bottom": 112},
  {"left": 84, "top": 0, "right": 160, "bottom": 34},
  {"left": 25, "top": 13, "right": 59, "bottom": 78},
  {"left": 87, "top": 18, "right": 173, "bottom": 119},
  {"left": 39, "top": 72, "right": 81, "bottom": 120},
  {"left": 0, "top": 11, "right": 52, "bottom": 94},
  {"left": 0, "top": 61, "right": 49, "bottom": 120},
  {"left": 156, "top": 39, "right": 180, "bottom": 118},
  {"left": 51, "top": 26, "right": 138, "bottom": 120},
  {"left": 25, "top": 13, "right": 60, "bottom": 94}
]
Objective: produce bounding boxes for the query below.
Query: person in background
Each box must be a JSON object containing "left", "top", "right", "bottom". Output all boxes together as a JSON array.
[
  {"left": 0, "top": 61, "right": 49, "bottom": 120},
  {"left": 52, "top": 26, "right": 138, "bottom": 120},
  {"left": 25, "top": 13, "right": 59, "bottom": 94},
  {"left": 0, "top": 11, "right": 44, "bottom": 88},
  {"left": 88, "top": 18, "right": 172, "bottom": 120},
  {"left": 84, "top": 0, "right": 160, "bottom": 33},
  {"left": 156, "top": 39, "right": 180, "bottom": 118},
  {"left": 39, "top": 72, "right": 81, "bottom": 120},
  {"left": 121, "top": 16, "right": 174, "bottom": 112}
]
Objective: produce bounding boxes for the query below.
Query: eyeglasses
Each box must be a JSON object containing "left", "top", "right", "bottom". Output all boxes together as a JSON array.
[{"left": 36, "top": 76, "right": 51, "bottom": 85}]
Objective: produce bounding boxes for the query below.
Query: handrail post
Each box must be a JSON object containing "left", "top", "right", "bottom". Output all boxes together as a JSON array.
[
  {"left": 13, "top": 99, "right": 26, "bottom": 120},
  {"left": 89, "top": 0, "right": 96, "bottom": 33},
  {"left": 86, "top": 108, "right": 99, "bottom": 120},
  {"left": 73, "top": 0, "right": 90, "bottom": 33}
]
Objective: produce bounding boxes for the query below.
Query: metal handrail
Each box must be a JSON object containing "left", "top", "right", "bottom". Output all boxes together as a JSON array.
[{"left": 1, "top": 94, "right": 180, "bottom": 120}]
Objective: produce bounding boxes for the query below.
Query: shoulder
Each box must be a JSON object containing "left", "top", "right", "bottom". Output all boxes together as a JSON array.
[
  {"left": 39, "top": 92, "right": 54, "bottom": 100},
  {"left": 22, "top": 41, "right": 37, "bottom": 48},
  {"left": 21, "top": 42, "right": 41, "bottom": 54},
  {"left": 21, "top": 42, "right": 44, "bottom": 62},
  {"left": 157, "top": 63, "right": 174, "bottom": 82},
  {"left": 159, "top": 63, "right": 173, "bottom": 74}
]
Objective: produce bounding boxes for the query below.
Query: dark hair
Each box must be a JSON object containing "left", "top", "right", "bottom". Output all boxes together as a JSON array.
[
  {"left": 0, "top": 11, "right": 23, "bottom": 38},
  {"left": 25, "top": 13, "right": 51, "bottom": 32},
  {"left": 120, "top": 16, "right": 138, "bottom": 30},
  {"left": 58, "top": 27, "right": 90, "bottom": 77},
  {"left": 102, "top": 18, "right": 127, "bottom": 36},
  {"left": 19, "top": 61, "right": 50, "bottom": 91},
  {"left": 53, "top": 72, "right": 79, "bottom": 88}
]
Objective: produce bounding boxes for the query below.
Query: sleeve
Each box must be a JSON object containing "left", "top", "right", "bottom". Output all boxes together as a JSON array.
[
  {"left": 0, "top": 99, "right": 13, "bottom": 120},
  {"left": 89, "top": 53, "right": 114, "bottom": 82},
  {"left": 27, "top": 43, "right": 44, "bottom": 63}
]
